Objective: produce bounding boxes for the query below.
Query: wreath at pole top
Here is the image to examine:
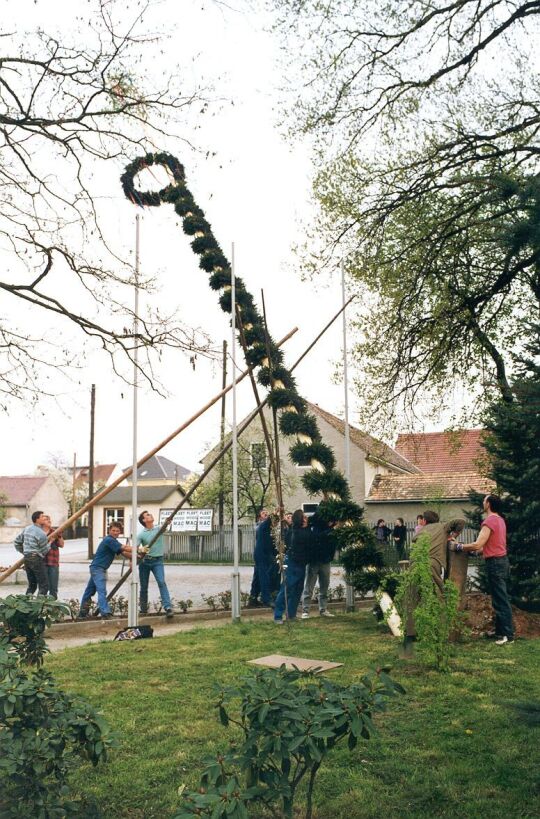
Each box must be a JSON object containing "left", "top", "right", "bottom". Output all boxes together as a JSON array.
[{"left": 121, "top": 152, "right": 378, "bottom": 571}]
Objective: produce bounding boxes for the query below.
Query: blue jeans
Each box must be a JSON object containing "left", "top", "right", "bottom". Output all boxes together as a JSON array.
[
  {"left": 47, "top": 566, "right": 59, "bottom": 599},
  {"left": 139, "top": 557, "right": 172, "bottom": 612},
  {"left": 80, "top": 567, "right": 110, "bottom": 615},
  {"left": 274, "top": 560, "right": 306, "bottom": 621},
  {"left": 486, "top": 556, "right": 514, "bottom": 639}
]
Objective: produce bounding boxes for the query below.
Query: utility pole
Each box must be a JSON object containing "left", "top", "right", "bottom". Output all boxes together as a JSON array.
[
  {"left": 71, "top": 452, "right": 77, "bottom": 539},
  {"left": 128, "top": 214, "right": 140, "bottom": 628},
  {"left": 218, "top": 339, "right": 227, "bottom": 541},
  {"left": 88, "top": 384, "right": 95, "bottom": 559},
  {"left": 231, "top": 244, "right": 240, "bottom": 623}
]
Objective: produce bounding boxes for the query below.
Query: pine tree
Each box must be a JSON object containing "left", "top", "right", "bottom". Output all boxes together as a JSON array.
[{"left": 480, "top": 324, "right": 540, "bottom": 610}]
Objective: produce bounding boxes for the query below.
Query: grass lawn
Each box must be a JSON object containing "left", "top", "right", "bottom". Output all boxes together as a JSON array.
[{"left": 48, "top": 613, "right": 540, "bottom": 819}]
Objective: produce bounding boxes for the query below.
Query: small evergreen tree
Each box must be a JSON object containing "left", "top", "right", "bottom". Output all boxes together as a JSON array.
[{"left": 478, "top": 325, "right": 540, "bottom": 610}]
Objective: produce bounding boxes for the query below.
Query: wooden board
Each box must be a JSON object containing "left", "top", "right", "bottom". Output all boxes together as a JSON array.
[{"left": 248, "top": 654, "right": 343, "bottom": 673}]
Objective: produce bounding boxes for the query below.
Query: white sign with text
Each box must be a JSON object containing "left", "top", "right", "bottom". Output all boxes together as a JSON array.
[{"left": 159, "top": 508, "right": 214, "bottom": 532}]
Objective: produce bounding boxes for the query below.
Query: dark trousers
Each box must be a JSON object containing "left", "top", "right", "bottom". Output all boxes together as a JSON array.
[
  {"left": 250, "top": 550, "right": 274, "bottom": 606},
  {"left": 486, "top": 556, "right": 514, "bottom": 639},
  {"left": 24, "top": 553, "right": 49, "bottom": 596}
]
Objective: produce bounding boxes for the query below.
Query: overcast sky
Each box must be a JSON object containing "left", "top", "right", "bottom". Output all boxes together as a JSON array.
[{"left": 2, "top": 0, "right": 355, "bottom": 477}]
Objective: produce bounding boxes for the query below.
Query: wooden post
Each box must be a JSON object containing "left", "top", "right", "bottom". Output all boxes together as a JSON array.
[{"left": 71, "top": 452, "right": 77, "bottom": 538}]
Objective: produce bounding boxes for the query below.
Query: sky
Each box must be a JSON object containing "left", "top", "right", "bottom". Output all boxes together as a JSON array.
[{"left": 2, "top": 0, "right": 353, "bottom": 477}]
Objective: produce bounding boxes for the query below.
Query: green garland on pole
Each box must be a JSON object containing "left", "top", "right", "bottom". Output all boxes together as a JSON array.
[{"left": 120, "top": 153, "right": 378, "bottom": 579}]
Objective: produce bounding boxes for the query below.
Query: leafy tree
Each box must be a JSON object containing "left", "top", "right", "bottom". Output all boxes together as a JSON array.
[
  {"left": 0, "top": 0, "right": 213, "bottom": 407},
  {"left": 272, "top": 0, "right": 540, "bottom": 428},
  {"left": 191, "top": 435, "right": 296, "bottom": 522},
  {"left": 479, "top": 327, "right": 540, "bottom": 609}
]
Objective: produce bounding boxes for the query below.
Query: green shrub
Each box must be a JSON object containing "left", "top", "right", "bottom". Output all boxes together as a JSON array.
[
  {"left": 394, "top": 537, "right": 462, "bottom": 671},
  {"left": 0, "top": 595, "right": 115, "bottom": 818},
  {"left": 173, "top": 664, "right": 403, "bottom": 819}
]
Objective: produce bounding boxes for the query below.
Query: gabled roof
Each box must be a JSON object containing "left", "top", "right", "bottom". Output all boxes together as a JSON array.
[
  {"left": 123, "top": 455, "right": 191, "bottom": 482},
  {"left": 308, "top": 404, "right": 421, "bottom": 475},
  {"left": 96, "top": 485, "right": 185, "bottom": 504},
  {"left": 74, "top": 464, "right": 117, "bottom": 484},
  {"left": 366, "top": 471, "right": 494, "bottom": 503},
  {"left": 0, "top": 476, "right": 48, "bottom": 506},
  {"left": 395, "top": 430, "right": 486, "bottom": 474}
]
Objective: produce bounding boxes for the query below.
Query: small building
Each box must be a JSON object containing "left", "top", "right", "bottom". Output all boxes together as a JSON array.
[
  {"left": 365, "top": 429, "right": 494, "bottom": 524},
  {"left": 0, "top": 475, "right": 68, "bottom": 544},
  {"left": 199, "top": 402, "right": 420, "bottom": 522},
  {"left": 365, "top": 470, "right": 495, "bottom": 524},
  {"left": 92, "top": 484, "right": 188, "bottom": 542}
]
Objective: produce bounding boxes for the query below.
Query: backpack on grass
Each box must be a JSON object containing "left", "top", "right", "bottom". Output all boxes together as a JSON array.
[{"left": 114, "top": 625, "right": 154, "bottom": 641}]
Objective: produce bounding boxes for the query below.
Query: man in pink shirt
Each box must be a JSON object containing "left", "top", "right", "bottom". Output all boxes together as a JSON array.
[{"left": 452, "top": 494, "right": 514, "bottom": 645}]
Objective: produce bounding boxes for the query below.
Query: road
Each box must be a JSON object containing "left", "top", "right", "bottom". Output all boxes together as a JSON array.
[{"left": 0, "top": 539, "right": 346, "bottom": 610}]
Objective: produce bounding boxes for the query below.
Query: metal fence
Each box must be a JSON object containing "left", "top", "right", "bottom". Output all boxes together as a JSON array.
[
  {"left": 163, "top": 521, "right": 480, "bottom": 565},
  {"left": 164, "top": 525, "right": 256, "bottom": 563}
]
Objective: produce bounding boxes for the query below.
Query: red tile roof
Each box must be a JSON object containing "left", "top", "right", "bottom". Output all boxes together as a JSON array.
[
  {"left": 309, "top": 404, "right": 421, "bottom": 474},
  {"left": 394, "top": 430, "right": 487, "bottom": 474},
  {"left": 0, "top": 476, "right": 48, "bottom": 506},
  {"left": 366, "top": 471, "right": 494, "bottom": 502}
]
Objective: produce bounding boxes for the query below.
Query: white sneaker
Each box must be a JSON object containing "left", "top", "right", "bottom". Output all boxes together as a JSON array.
[
  {"left": 495, "top": 636, "right": 514, "bottom": 645},
  {"left": 301, "top": 612, "right": 310, "bottom": 619},
  {"left": 274, "top": 619, "right": 284, "bottom": 625},
  {"left": 320, "top": 610, "right": 335, "bottom": 618}
]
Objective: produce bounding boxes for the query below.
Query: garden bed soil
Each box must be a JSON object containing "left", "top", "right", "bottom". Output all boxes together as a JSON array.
[{"left": 464, "top": 593, "right": 540, "bottom": 638}]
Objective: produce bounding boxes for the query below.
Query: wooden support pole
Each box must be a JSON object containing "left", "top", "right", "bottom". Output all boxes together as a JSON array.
[{"left": 0, "top": 328, "right": 298, "bottom": 585}]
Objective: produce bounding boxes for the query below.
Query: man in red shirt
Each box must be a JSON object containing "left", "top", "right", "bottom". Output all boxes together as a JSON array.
[
  {"left": 452, "top": 494, "right": 514, "bottom": 645},
  {"left": 42, "top": 515, "right": 64, "bottom": 600}
]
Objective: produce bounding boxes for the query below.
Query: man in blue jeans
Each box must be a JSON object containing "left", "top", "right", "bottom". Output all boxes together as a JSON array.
[
  {"left": 78, "top": 523, "right": 131, "bottom": 619},
  {"left": 137, "top": 510, "right": 174, "bottom": 618}
]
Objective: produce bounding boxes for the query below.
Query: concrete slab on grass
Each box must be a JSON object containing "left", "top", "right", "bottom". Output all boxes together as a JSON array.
[{"left": 248, "top": 654, "right": 343, "bottom": 673}]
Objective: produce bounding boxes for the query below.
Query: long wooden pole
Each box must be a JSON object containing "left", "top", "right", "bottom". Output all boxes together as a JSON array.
[
  {"left": 0, "top": 328, "right": 298, "bottom": 585},
  {"left": 106, "top": 297, "right": 355, "bottom": 599}
]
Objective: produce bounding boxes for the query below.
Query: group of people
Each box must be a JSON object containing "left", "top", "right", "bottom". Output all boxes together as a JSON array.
[
  {"left": 373, "top": 517, "right": 408, "bottom": 559},
  {"left": 11, "top": 494, "right": 515, "bottom": 643},
  {"left": 12, "top": 510, "right": 174, "bottom": 621},
  {"left": 14, "top": 510, "right": 64, "bottom": 598},
  {"left": 406, "top": 494, "right": 514, "bottom": 646},
  {"left": 248, "top": 508, "right": 338, "bottom": 624}
]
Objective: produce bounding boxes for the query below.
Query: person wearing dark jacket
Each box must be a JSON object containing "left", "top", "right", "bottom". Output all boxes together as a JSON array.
[
  {"left": 373, "top": 519, "right": 391, "bottom": 545},
  {"left": 301, "top": 516, "right": 336, "bottom": 618},
  {"left": 248, "top": 510, "right": 274, "bottom": 607},
  {"left": 274, "top": 510, "right": 313, "bottom": 623},
  {"left": 392, "top": 518, "right": 408, "bottom": 560}
]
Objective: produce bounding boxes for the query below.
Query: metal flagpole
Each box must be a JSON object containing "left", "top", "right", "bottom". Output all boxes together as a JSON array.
[
  {"left": 342, "top": 261, "right": 355, "bottom": 613},
  {"left": 128, "top": 214, "right": 140, "bottom": 627},
  {"left": 231, "top": 244, "right": 241, "bottom": 622}
]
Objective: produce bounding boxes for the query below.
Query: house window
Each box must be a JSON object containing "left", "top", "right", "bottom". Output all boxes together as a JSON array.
[
  {"left": 104, "top": 508, "right": 125, "bottom": 532},
  {"left": 303, "top": 503, "right": 319, "bottom": 517},
  {"left": 251, "top": 442, "right": 267, "bottom": 470}
]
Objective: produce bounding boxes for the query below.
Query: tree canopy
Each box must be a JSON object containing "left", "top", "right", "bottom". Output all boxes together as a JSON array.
[
  {"left": 273, "top": 0, "right": 540, "bottom": 428},
  {"left": 0, "top": 0, "right": 214, "bottom": 406}
]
